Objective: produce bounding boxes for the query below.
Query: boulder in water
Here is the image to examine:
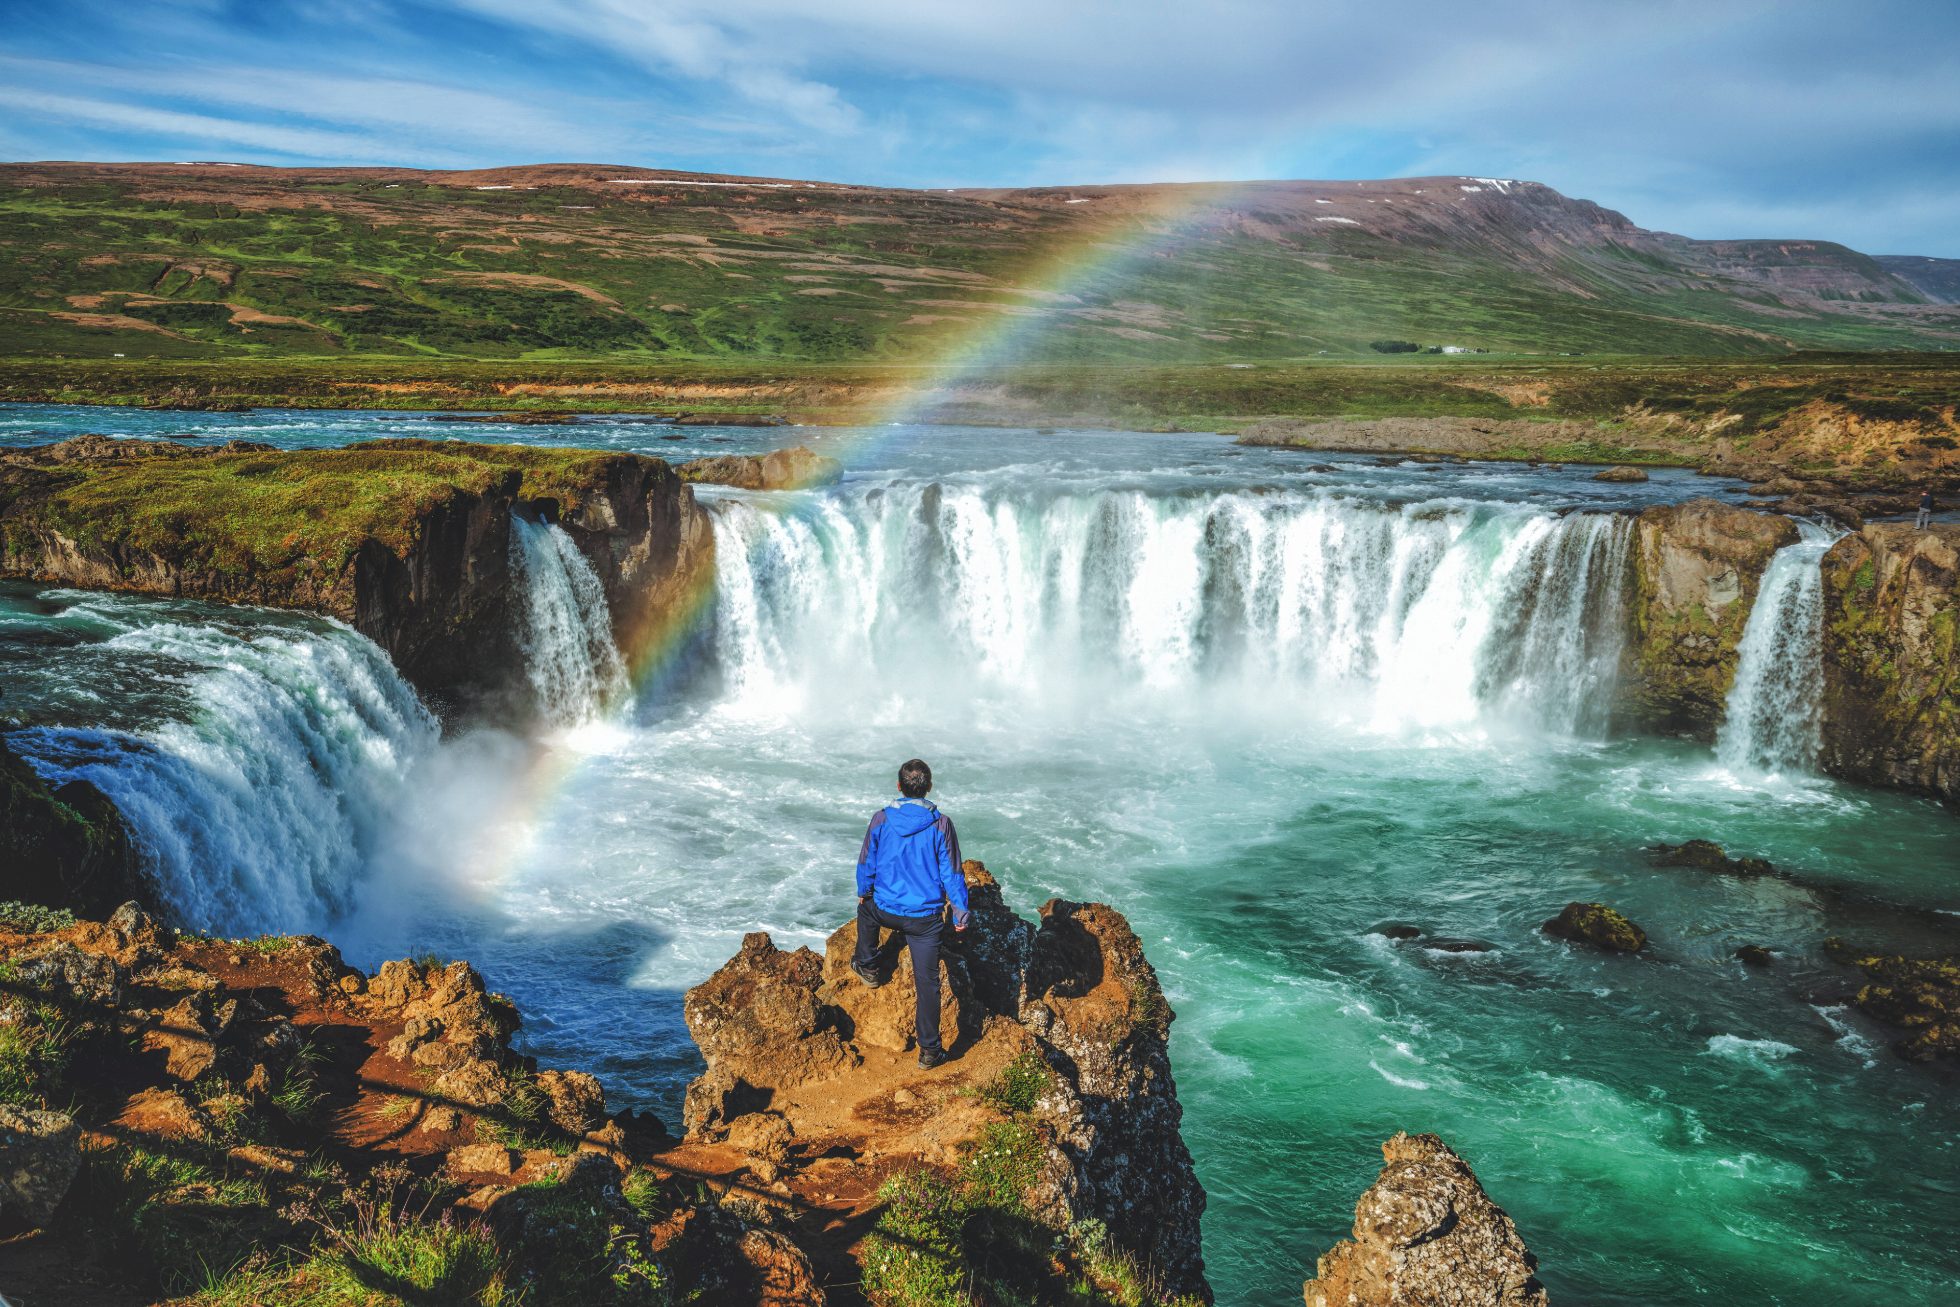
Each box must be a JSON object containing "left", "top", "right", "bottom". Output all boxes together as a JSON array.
[
  {"left": 1303, "top": 1132, "right": 1547, "bottom": 1307},
  {"left": 1653, "top": 840, "right": 1775, "bottom": 877},
  {"left": 1368, "top": 922, "right": 1423, "bottom": 941},
  {"left": 1542, "top": 902, "right": 1648, "bottom": 953},
  {"left": 676, "top": 445, "right": 842, "bottom": 491},
  {"left": 1593, "top": 465, "right": 1650, "bottom": 482},
  {"left": 1736, "top": 945, "right": 1776, "bottom": 967},
  {"left": 1834, "top": 948, "right": 1960, "bottom": 1062}
]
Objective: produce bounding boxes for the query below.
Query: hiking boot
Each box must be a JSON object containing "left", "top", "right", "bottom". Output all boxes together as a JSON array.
[
  {"left": 851, "top": 960, "right": 886, "bottom": 989},
  {"left": 917, "top": 1047, "right": 948, "bottom": 1070}
]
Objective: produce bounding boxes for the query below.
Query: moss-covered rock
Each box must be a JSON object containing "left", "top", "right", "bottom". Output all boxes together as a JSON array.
[
  {"left": 0, "top": 735, "right": 141, "bottom": 917},
  {"left": 0, "top": 436, "right": 713, "bottom": 717},
  {"left": 1616, "top": 499, "right": 1798, "bottom": 737},
  {"left": 1834, "top": 949, "right": 1960, "bottom": 1062},
  {"left": 1541, "top": 902, "right": 1648, "bottom": 953},
  {"left": 1819, "top": 524, "right": 1959, "bottom": 802}
]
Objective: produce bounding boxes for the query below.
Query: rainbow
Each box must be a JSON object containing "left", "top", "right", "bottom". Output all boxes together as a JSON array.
[{"left": 473, "top": 180, "right": 1260, "bottom": 889}]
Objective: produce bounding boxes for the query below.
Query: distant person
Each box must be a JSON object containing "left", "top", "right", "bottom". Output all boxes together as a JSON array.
[
  {"left": 852, "top": 758, "right": 969, "bottom": 1069},
  {"left": 1918, "top": 488, "right": 1935, "bottom": 529}
]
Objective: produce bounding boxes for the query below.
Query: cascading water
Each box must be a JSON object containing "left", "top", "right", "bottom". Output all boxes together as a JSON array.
[
  {"left": 1715, "top": 520, "right": 1838, "bottom": 775},
  {"left": 508, "top": 514, "right": 628, "bottom": 725},
  {"left": 4, "top": 593, "right": 436, "bottom": 935},
  {"left": 706, "top": 483, "right": 1633, "bottom": 736}
]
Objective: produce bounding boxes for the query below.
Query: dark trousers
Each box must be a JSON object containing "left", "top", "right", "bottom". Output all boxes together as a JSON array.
[{"left": 854, "top": 898, "right": 947, "bottom": 1052}]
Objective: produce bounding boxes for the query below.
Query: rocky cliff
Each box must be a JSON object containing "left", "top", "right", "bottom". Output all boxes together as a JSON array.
[
  {"left": 0, "top": 435, "right": 713, "bottom": 716},
  {"left": 1819, "top": 524, "right": 1959, "bottom": 801},
  {"left": 677, "top": 445, "right": 844, "bottom": 492},
  {"left": 673, "top": 862, "right": 1211, "bottom": 1302},
  {"left": 1303, "top": 1132, "right": 1548, "bottom": 1307},
  {"left": 1617, "top": 499, "right": 1799, "bottom": 736},
  {"left": 0, "top": 735, "right": 141, "bottom": 917}
]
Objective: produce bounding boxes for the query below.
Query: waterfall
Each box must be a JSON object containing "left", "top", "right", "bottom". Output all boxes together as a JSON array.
[
  {"left": 508, "top": 514, "right": 628, "bottom": 724},
  {"left": 1716, "top": 520, "right": 1837, "bottom": 775},
  {"left": 705, "top": 483, "right": 1633, "bottom": 736},
  {"left": 7, "top": 610, "right": 437, "bottom": 935}
]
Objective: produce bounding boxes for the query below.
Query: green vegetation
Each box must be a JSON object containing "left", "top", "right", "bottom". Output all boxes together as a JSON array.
[
  {"left": 0, "top": 900, "right": 78, "bottom": 933},
  {"left": 66, "top": 1139, "right": 276, "bottom": 1294},
  {"left": 0, "top": 438, "right": 647, "bottom": 585},
  {"left": 863, "top": 1067, "right": 1189, "bottom": 1306},
  {"left": 3, "top": 166, "right": 1956, "bottom": 364}
]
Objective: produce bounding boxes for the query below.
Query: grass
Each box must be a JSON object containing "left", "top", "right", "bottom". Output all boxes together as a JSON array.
[
  {"left": 0, "top": 438, "right": 657, "bottom": 588},
  {"left": 0, "top": 997, "right": 77, "bottom": 1108},
  {"left": 65, "top": 1139, "right": 277, "bottom": 1294},
  {"left": 975, "top": 1052, "right": 1052, "bottom": 1115}
]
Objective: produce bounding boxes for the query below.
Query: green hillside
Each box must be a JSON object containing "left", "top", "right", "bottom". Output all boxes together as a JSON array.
[{"left": 2, "top": 162, "right": 1957, "bottom": 362}]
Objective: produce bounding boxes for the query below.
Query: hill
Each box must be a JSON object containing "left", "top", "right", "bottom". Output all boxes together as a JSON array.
[{"left": 2, "top": 161, "right": 1958, "bottom": 361}]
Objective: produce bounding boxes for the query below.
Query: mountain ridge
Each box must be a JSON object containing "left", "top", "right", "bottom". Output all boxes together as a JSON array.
[{"left": 2, "top": 160, "right": 1957, "bottom": 360}]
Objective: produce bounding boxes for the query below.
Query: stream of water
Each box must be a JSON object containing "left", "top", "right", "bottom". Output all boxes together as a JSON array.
[{"left": 3, "top": 407, "right": 1955, "bottom": 1305}]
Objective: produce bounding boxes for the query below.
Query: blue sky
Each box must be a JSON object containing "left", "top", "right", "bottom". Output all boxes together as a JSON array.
[{"left": 2, "top": 0, "right": 1957, "bottom": 254}]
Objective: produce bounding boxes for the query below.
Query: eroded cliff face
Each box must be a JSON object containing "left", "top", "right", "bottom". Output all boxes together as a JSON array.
[
  {"left": 1303, "top": 1132, "right": 1548, "bottom": 1307},
  {"left": 675, "top": 863, "right": 1211, "bottom": 1302},
  {"left": 1819, "top": 524, "right": 1959, "bottom": 801},
  {"left": 0, "top": 436, "right": 713, "bottom": 716},
  {"left": 1617, "top": 499, "right": 1798, "bottom": 736},
  {"left": 0, "top": 735, "right": 141, "bottom": 917}
]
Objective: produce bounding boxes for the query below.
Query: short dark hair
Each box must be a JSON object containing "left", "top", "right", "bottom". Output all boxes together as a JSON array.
[{"left": 898, "top": 758, "right": 933, "bottom": 798}]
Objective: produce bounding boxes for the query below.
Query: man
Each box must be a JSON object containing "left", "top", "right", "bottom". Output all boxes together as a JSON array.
[
  {"left": 1918, "top": 487, "right": 1935, "bottom": 529},
  {"left": 852, "top": 758, "right": 969, "bottom": 1069}
]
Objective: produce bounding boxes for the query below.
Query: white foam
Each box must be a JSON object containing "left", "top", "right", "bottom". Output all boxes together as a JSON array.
[{"left": 1703, "top": 1035, "right": 1799, "bottom": 1068}]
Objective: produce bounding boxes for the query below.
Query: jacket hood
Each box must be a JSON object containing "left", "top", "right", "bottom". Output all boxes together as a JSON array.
[{"left": 883, "top": 797, "right": 941, "bottom": 837}]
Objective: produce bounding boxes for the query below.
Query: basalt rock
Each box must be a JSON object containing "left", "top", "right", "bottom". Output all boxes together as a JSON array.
[
  {"left": 1818, "top": 524, "right": 1959, "bottom": 803},
  {"left": 1618, "top": 499, "right": 1799, "bottom": 737},
  {"left": 1542, "top": 902, "right": 1647, "bottom": 953},
  {"left": 1303, "top": 1132, "right": 1548, "bottom": 1307},
  {"left": 676, "top": 445, "right": 842, "bottom": 491}
]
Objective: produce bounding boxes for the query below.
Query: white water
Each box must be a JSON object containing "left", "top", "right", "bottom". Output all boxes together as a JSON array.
[
  {"left": 708, "top": 484, "right": 1632, "bottom": 736},
  {"left": 509, "top": 514, "right": 628, "bottom": 725},
  {"left": 10, "top": 607, "right": 437, "bottom": 935},
  {"left": 1716, "top": 521, "right": 1837, "bottom": 776}
]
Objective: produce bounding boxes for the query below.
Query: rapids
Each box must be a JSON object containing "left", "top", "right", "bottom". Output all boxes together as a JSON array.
[{"left": 3, "top": 407, "right": 1956, "bottom": 1304}]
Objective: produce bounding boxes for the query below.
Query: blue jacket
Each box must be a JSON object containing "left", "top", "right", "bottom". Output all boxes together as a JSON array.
[{"left": 857, "top": 798, "right": 969, "bottom": 925}]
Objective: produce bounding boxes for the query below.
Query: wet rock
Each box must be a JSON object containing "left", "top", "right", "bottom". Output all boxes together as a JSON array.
[
  {"left": 1593, "top": 465, "right": 1649, "bottom": 482},
  {"left": 1819, "top": 524, "right": 1960, "bottom": 801},
  {"left": 0, "top": 1106, "right": 79, "bottom": 1226},
  {"left": 1652, "top": 840, "right": 1775, "bottom": 876},
  {"left": 1304, "top": 1132, "right": 1547, "bottom": 1307},
  {"left": 1542, "top": 902, "right": 1648, "bottom": 953},
  {"left": 1837, "top": 950, "right": 1960, "bottom": 1061},
  {"left": 0, "top": 737, "right": 142, "bottom": 918},
  {"left": 676, "top": 445, "right": 842, "bottom": 491},
  {"left": 1619, "top": 500, "right": 1799, "bottom": 737},
  {"left": 1369, "top": 922, "right": 1424, "bottom": 941},
  {"left": 1736, "top": 945, "right": 1776, "bottom": 967},
  {"left": 536, "top": 1068, "right": 606, "bottom": 1136}
]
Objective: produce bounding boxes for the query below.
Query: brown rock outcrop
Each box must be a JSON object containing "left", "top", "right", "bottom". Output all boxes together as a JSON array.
[
  {"left": 676, "top": 444, "right": 842, "bottom": 491},
  {"left": 678, "top": 874, "right": 1209, "bottom": 1299},
  {"left": 1617, "top": 499, "right": 1799, "bottom": 736},
  {"left": 1304, "top": 1132, "right": 1548, "bottom": 1307},
  {"left": 1819, "top": 523, "right": 1959, "bottom": 802}
]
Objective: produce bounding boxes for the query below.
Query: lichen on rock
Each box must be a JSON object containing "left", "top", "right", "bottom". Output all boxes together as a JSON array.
[{"left": 1541, "top": 901, "right": 1648, "bottom": 953}]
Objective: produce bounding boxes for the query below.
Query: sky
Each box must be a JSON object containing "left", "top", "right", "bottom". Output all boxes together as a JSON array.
[{"left": 1, "top": 0, "right": 1957, "bottom": 255}]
